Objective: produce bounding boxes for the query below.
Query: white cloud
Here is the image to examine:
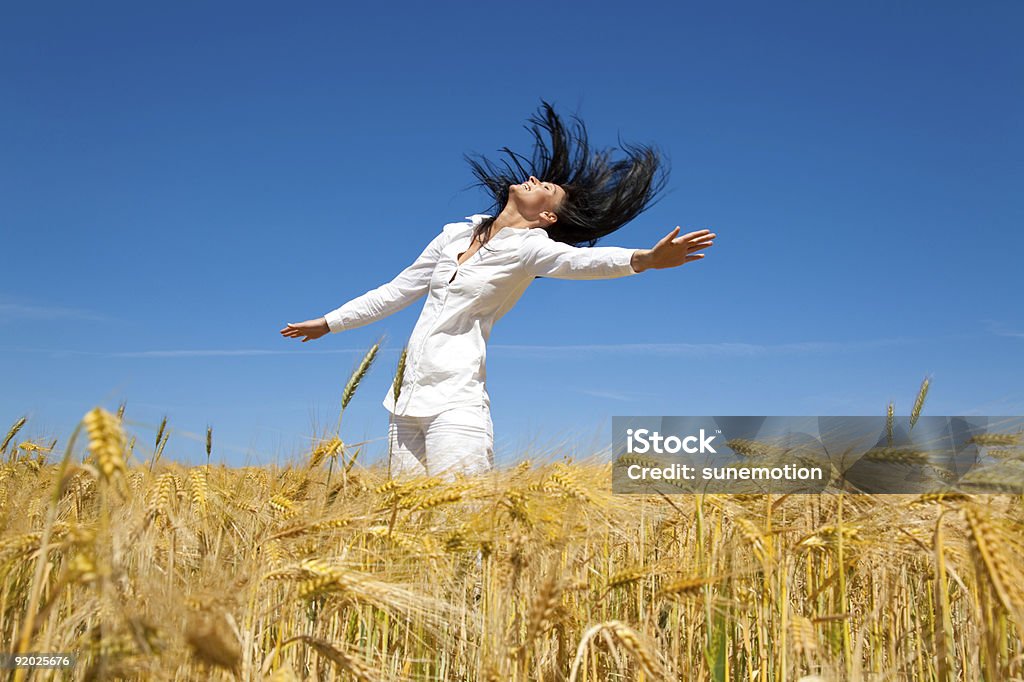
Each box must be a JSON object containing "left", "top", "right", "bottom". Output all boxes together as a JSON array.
[
  {"left": 0, "top": 336, "right": 920, "bottom": 359},
  {"left": 982, "top": 319, "right": 1024, "bottom": 339},
  {"left": 490, "top": 337, "right": 913, "bottom": 358},
  {"left": 0, "top": 347, "right": 374, "bottom": 358},
  {"left": 0, "top": 300, "right": 112, "bottom": 322},
  {"left": 572, "top": 387, "right": 653, "bottom": 401}
]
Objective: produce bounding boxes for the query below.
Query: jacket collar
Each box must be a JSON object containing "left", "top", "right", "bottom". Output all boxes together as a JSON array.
[{"left": 462, "top": 214, "right": 541, "bottom": 240}]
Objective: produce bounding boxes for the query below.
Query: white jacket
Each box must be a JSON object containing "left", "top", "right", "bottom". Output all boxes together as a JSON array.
[{"left": 324, "top": 214, "right": 639, "bottom": 417}]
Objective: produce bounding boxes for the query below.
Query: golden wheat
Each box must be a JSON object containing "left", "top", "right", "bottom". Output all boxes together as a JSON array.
[
  {"left": 910, "top": 376, "right": 930, "bottom": 429},
  {"left": 286, "top": 635, "right": 379, "bottom": 682},
  {"left": 341, "top": 342, "right": 380, "bottom": 411},
  {"left": 1, "top": 416, "right": 27, "bottom": 456},
  {"left": 392, "top": 345, "right": 408, "bottom": 405},
  {"left": 83, "top": 407, "right": 128, "bottom": 485},
  {"left": 1, "top": 391, "right": 1021, "bottom": 680},
  {"left": 569, "top": 620, "right": 666, "bottom": 682}
]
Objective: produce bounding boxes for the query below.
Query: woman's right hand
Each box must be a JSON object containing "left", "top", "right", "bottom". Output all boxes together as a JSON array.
[
  {"left": 631, "top": 227, "right": 716, "bottom": 272},
  {"left": 280, "top": 317, "right": 330, "bottom": 343}
]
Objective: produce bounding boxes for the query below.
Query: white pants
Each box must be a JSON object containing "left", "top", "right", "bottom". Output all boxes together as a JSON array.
[{"left": 387, "top": 402, "right": 494, "bottom": 480}]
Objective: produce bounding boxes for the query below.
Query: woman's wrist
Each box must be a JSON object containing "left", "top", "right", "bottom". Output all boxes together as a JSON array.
[{"left": 631, "top": 249, "right": 652, "bottom": 273}]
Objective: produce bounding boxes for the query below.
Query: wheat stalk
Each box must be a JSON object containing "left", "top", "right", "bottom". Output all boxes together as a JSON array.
[
  {"left": 958, "top": 460, "right": 1024, "bottom": 493},
  {"left": 309, "top": 436, "right": 343, "bottom": 469},
  {"left": 860, "top": 447, "right": 930, "bottom": 464},
  {"left": 968, "top": 432, "right": 1021, "bottom": 446},
  {"left": 393, "top": 345, "right": 408, "bottom": 405},
  {"left": 1, "top": 416, "right": 27, "bottom": 458},
  {"left": 568, "top": 621, "right": 666, "bottom": 682},
  {"left": 341, "top": 341, "right": 381, "bottom": 412},
  {"left": 293, "top": 558, "right": 463, "bottom": 630},
  {"left": 602, "top": 567, "right": 647, "bottom": 596},
  {"left": 185, "top": 612, "right": 241, "bottom": 675},
  {"left": 187, "top": 468, "right": 209, "bottom": 516},
  {"left": 656, "top": 575, "right": 721, "bottom": 599},
  {"left": 523, "top": 572, "right": 565, "bottom": 647},
  {"left": 205, "top": 425, "right": 212, "bottom": 468},
  {"left": 84, "top": 407, "right": 128, "bottom": 488},
  {"left": 933, "top": 511, "right": 954, "bottom": 682},
  {"left": 728, "top": 437, "right": 789, "bottom": 459},
  {"left": 886, "top": 401, "right": 895, "bottom": 447},
  {"left": 145, "top": 472, "right": 178, "bottom": 526},
  {"left": 155, "top": 415, "right": 167, "bottom": 449},
  {"left": 788, "top": 614, "right": 817, "bottom": 658},
  {"left": 284, "top": 635, "right": 379, "bottom": 682},
  {"left": 963, "top": 503, "right": 1024, "bottom": 617},
  {"left": 910, "top": 376, "right": 930, "bottom": 429}
]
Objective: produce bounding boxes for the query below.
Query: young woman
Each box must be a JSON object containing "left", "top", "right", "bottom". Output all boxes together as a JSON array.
[{"left": 280, "top": 100, "right": 716, "bottom": 480}]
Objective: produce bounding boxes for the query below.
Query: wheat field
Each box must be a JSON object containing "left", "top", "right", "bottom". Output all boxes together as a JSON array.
[{"left": 2, "top": 361, "right": 1023, "bottom": 681}]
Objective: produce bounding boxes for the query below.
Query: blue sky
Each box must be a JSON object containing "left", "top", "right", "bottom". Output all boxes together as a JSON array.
[{"left": 2, "top": 1, "right": 1021, "bottom": 469}]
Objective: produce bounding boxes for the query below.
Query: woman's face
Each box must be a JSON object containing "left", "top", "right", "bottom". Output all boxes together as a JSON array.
[{"left": 509, "top": 175, "right": 566, "bottom": 223}]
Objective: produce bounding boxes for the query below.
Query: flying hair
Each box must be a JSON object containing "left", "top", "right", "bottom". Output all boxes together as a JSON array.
[{"left": 461, "top": 98, "right": 671, "bottom": 258}]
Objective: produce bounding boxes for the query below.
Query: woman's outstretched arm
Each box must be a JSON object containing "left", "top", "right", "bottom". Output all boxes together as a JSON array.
[
  {"left": 280, "top": 226, "right": 450, "bottom": 343},
  {"left": 519, "top": 231, "right": 640, "bottom": 280},
  {"left": 321, "top": 227, "right": 450, "bottom": 332},
  {"left": 520, "top": 226, "right": 716, "bottom": 280}
]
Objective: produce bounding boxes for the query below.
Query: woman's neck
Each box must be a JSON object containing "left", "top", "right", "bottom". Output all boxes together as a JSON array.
[{"left": 491, "top": 207, "right": 538, "bottom": 231}]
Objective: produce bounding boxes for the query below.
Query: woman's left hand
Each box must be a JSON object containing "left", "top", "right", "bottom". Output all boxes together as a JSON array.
[
  {"left": 280, "top": 317, "right": 330, "bottom": 342},
  {"left": 631, "top": 227, "right": 716, "bottom": 273}
]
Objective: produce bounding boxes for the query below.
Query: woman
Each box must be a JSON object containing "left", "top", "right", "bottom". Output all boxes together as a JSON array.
[{"left": 280, "top": 100, "right": 716, "bottom": 480}]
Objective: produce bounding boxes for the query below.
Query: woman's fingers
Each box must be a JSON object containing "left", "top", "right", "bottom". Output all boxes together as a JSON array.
[
  {"left": 281, "top": 325, "right": 310, "bottom": 339},
  {"left": 676, "top": 240, "right": 715, "bottom": 255},
  {"left": 281, "top": 320, "right": 325, "bottom": 343},
  {"left": 687, "top": 240, "right": 715, "bottom": 252},
  {"left": 674, "top": 231, "right": 715, "bottom": 244},
  {"left": 656, "top": 226, "right": 680, "bottom": 243}
]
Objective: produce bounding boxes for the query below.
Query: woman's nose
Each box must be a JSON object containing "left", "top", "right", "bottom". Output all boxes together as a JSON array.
[{"left": 528, "top": 175, "right": 539, "bottom": 184}]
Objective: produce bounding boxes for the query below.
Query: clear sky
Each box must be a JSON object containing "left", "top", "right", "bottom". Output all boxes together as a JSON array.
[{"left": 2, "top": 1, "right": 1021, "bottom": 469}]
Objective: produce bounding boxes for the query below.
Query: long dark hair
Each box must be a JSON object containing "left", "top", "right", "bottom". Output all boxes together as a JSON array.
[{"left": 461, "top": 99, "right": 671, "bottom": 256}]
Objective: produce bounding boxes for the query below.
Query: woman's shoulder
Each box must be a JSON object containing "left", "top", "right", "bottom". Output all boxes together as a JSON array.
[
  {"left": 518, "top": 227, "right": 554, "bottom": 248},
  {"left": 439, "top": 214, "right": 490, "bottom": 237}
]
